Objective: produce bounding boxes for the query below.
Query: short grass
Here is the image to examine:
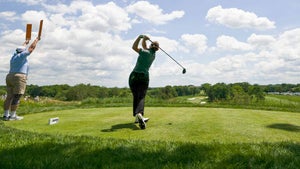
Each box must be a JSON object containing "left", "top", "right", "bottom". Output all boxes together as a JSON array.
[
  {"left": 1, "top": 107, "right": 300, "bottom": 168},
  {"left": 4, "top": 107, "right": 300, "bottom": 144}
]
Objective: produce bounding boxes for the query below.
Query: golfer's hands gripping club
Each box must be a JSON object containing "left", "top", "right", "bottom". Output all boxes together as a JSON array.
[{"left": 139, "top": 35, "right": 149, "bottom": 40}]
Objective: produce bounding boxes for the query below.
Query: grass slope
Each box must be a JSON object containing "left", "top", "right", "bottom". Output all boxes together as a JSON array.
[
  {"left": 4, "top": 107, "right": 300, "bottom": 143},
  {"left": 1, "top": 107, "right": 300, "bottom": 168}
]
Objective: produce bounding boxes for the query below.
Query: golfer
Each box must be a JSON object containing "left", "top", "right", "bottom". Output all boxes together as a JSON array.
[
  {"left": 129, "top": 35, "right": 159, "bottom": 129},
  {"left": 3, "top": 37, "right": 40, "bottom": 121}
]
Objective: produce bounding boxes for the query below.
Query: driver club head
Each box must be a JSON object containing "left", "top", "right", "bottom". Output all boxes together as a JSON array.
[{"left": 182, "top": 68, "right": 186, "bottom": 74}]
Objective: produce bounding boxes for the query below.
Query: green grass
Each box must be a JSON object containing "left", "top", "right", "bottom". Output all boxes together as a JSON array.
[
  {"left": 193, "top": 95, "right": 300, "bottom": 112},
  {"left": 270, "top": 94, "right": 300, "bottom": 102},
  {"left": 4, "top": 107, "right": 300, "bottom": 143},
  {"left": 1, "top": 107, "right": 300, "bottom": 168},
  {"left": 265, "top": 95, "right": 300, "bottom": 107},
  {"left": 1, "top": 125, "right": 299, "bottom": 169},
  {"left": 0, "top": 95, "right": 299, "bottom": 168}
]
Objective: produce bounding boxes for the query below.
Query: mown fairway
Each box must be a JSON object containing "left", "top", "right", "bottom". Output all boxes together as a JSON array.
[
  {"left": 1, "top": 107, "right": 300, "bottom": 169},
  {"left": 5, "top": 107, "right": 300, "bottom": 143}
]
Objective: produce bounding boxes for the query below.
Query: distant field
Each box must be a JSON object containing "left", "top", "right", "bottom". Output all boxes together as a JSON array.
[
  {"left": 5, "top": 107, "right": 300, "bottom": 143},
  {"left": 266, "top": 94, "right": 300, "bottom": 105}
]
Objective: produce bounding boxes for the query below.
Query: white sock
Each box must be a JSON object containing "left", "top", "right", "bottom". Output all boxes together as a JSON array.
[
  {"left": 10, "top": 111, "right": 16, "bottom": 117},
  {"left": 4, "top": 110, "right": 10, "bottom": 117}
]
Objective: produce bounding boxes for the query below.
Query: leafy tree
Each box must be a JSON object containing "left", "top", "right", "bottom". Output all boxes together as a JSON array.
[
  {"left": 207, "top": 83, "right": 230, "bottom": 102},
  {"left": 26, "top": 85, "right": 42, "bottom": 97},
  {"left": 0, "top": 88, "right": 6, "bottom": 95},
  {"left": 108, "top": 87, "right": 119, "bottom": 97},
  {"left": 230, "top": 84, "right": 250, "bottom": 104},
  {"left": 65, "top": 84, "right": 98, "bottom": 101},
  {"left": 250, "top": 84, "right": 265, "bottom": 101},
  {"left": 98, "top": 86, "right": 109, "bottom": 98},
  {"left": 158, "top": 85, "right": 178, "bottom": 99},
  {"left": 293, "top": 85, "right": 300, "bottom": 92},
  {"left": 118, "top": 88, "right": 131, "bottom": 97},
  {"left": 201, "top": 83, "right": 211, "bottom": 95}
]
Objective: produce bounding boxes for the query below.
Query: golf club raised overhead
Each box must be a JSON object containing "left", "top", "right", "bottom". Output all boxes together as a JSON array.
[{"left": 149, "top": 39, "right": 186, "bottom": 74}]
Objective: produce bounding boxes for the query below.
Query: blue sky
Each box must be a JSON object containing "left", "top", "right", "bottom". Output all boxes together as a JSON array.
[{"left": 0, "top": 0, "right": 299, "bottom": 87}]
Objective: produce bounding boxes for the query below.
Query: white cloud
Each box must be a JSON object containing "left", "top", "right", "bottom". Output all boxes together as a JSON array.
[
  {"left": 247, "top": 33, "right": 276, "bottom": 50},
  {"left": 206, "top": 5, "right": 275, "bottom": 30},
  {"left": 43, "top": 1, "right": 87, "bottom": 14},
  {"left": 150, "top": 36, "right": 179, "bottom": 53},
  {"left": 0, "top": 11, "right": 18, "bottom": 21},
  {"left": 0, "top": 1, "right": 134, "bottom": 87},
  {"left": 205, "top": 29, "right": 300, "bottom": 84},
  {"left": 180, "top": 34, "right": 208, "bottom": 54},
  {"left": 0, "top": 1, "right": 299, "bottom": 87},
  {"left": 273, "top": 28, "right": 300, "bottom": 61},
  {"left": 17, "top": 0, "right": 43, "bottom": 5},
  {"left": 126, "top": 1, "right": 184, "bottom": 25},
  {"left": 209, "top": 55, "right": 245, "bottom": 72},
  {"left": 255, "top": 59, "right": 285, "bottom": 73},
  {"left": 44, "top": 1, "right": 131, "bottom": 33},
  {"left": 77, "top": 2, "right": 131, "bottom": 32},
  {"left": 21, "top": 11, "right": 47, "bottom": 28},
  {"left": 216, "top": 35, "right": 253, "bottom": 51}
]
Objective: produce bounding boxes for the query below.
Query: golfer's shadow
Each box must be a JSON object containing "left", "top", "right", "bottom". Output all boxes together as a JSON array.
[
  {"left": 101, "top": 122, "right": 140, "bottom": 132},
  {"left": 267, "top": 123, "right": 300, "bottom": 132}
]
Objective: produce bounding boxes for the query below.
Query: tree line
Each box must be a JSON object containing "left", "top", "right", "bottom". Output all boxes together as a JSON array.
[{"left": 0, "top": 83, "right": 299, "bottom": 102}]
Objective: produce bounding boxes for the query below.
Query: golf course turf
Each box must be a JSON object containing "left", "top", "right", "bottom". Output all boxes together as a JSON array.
[
  {"left": 4, "top": 107, "right": 300, "bottom": 143},
  {"left": 1, "top": 107, "right": 300, "bottom": 168}
]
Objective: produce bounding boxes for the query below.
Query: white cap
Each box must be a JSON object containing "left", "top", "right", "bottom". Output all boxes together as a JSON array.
[{"left": 16, "top": 46, "right": 26, "bottom": 53}]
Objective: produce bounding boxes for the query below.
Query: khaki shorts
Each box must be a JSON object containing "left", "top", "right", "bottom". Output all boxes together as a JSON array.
[{"left": 6, "top": 73, "right": 27, "bottom": 96}]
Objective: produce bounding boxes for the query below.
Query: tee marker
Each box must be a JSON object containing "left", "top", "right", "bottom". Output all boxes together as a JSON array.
[{"left": 49, "top": 117, "right": 59, "bottom": 125}]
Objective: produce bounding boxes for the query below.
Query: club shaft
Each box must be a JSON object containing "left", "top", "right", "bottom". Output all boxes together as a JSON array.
[{"left": 149, "top": 39, "right": 185, "bottom": 69}]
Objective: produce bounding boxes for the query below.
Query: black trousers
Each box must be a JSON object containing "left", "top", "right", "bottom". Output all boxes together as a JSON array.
[{"left": 129, "top": 72, "right": 149, "bottom": 117}]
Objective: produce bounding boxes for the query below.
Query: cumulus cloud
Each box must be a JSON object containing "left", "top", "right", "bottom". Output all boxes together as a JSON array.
[
  {"left": 273, "top": 28, "right": 300, "bottom": 61},
  {"left": 180, "top": 34, "right": 208, "bottom": 54},
  {"left": 17, "top": 0, "right": 43, "bottom": 5},
  {"left": 0, "top": 11, "right": 18, "bottom": 21},
  {"left": 206, "top": 5, "right": 275, "bottom": 30},
  {"left": 209, "top": 28, "right": 299, "bottom": 84},
  {"left": 77, "top": 2, "right": 131, "bottom": 32},
  {"left": 0, "top": 1, "right": 299, "bottom": 87},
  {"left": 46, "top": 1, "right": 131, "bottom": 33},
  {"left": 126, "top": 1, "right": 184, "bottom": 25},
  {"left": 0, "top": 1, "right": 135, "bottom": 87},
  {"left": 216, "top": 35, "right": 253, "bottom": 51},
  {"left": 247, "top": 33, "right": 276, "bottom": 50},
  {"left": 21, "top": 11, "right": 48, "bottom": 27}
]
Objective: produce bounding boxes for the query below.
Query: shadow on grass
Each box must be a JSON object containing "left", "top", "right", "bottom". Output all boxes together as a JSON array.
[
  {"left": 0, "top": 138, "right": 300, "bottom": 169},
  {"left": 101, "top": 122, "right": 140, "bottom": 132},
  {"left": 1, "top": 122, "right": 300, "bottom": 169},
  {"left": 0, "top": 140, "right": 212, "bottom": 169},
  {"left": 267, "top": 123, "right": 300, "bottom": 132}
]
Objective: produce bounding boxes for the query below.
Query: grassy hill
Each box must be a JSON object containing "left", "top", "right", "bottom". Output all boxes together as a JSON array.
[{"left": 1, "top": 106, "right": 300, "bottom": 168}]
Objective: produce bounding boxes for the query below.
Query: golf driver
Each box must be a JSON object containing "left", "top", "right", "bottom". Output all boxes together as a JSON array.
[{"left": 149, "top": 39, "right": 186, "bottom": 74}]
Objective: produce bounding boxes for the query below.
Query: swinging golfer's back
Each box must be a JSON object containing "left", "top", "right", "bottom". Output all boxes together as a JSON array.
[{"left": 129, "top": 35, "right": 159, "bottom": 129}]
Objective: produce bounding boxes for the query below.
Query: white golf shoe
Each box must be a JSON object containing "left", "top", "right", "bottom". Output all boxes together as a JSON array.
[
  {"left": 9, "top": 115, "right": 24, "bottom": 121},
  {"left": 136, "top": 113, "right": 146, "bottom": 129},
  {"left": 134, "top": 114, "right": 149, "bottom": 123}
]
